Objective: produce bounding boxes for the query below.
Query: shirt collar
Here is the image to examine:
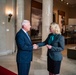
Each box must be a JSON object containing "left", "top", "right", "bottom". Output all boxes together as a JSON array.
[{"left": 22, "top": 28, "right": 27, "bottom": 33}]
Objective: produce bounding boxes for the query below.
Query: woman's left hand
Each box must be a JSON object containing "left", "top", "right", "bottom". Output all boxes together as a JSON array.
[{"left": 46, "top": 45, "right": 52, "bottom": 49}]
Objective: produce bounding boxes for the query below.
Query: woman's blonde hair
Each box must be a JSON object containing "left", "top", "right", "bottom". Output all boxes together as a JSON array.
[{"left": 50, "top": 22, "right": 61, "bottom": 34}]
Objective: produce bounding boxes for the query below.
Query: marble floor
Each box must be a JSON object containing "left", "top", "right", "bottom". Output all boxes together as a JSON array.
[{"left": 0, "top": 44, "right": 76, "bottom": 75}]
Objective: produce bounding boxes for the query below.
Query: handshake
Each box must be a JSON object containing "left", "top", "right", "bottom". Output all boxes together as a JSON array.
[
  {"left": 33, "top": 44, "right": 38, "bottom": 49},
  {"left": 33, "top": 44, "right": 52, "bottom": 50}
]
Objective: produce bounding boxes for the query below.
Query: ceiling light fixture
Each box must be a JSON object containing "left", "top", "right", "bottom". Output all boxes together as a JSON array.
[
  {"left": 61, "top": 0, "right": 63, "bottom": 1},
  {"left": 67, "top": 3, "right": 69, "bottom": 5}
]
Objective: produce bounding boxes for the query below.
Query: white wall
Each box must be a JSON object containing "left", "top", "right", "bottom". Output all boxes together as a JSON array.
[{"left": 0, "top": 0, "right": 15, "bottom": 56}]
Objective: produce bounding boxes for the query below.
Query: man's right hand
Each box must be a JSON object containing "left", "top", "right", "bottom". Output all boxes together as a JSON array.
[{"left": 33, "top": 44, "right": 38, "bottom": 49}]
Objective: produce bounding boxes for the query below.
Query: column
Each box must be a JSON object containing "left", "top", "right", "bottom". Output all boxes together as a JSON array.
[
  {"left": 24, "top": 0, "right": 31, "bottom": 20},
  {"left": 16, "top": 0, "right": 24, "bottom": 32},
  {"left": 41, "top": 0, "right": 53, "bottom": 61},
  {"left": 24, "top": 0, "right": 31, "bottom": 35}
]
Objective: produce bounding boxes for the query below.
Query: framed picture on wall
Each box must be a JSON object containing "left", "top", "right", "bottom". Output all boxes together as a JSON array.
[
  {"left": 53, "top": 13, "right": 56, "bottom": 22},
  {"left": 58, "top": 10, "right": 65, "bottom": 34},
  {"left": 31, "top": 7, "right": 42, "bottom": 43}
]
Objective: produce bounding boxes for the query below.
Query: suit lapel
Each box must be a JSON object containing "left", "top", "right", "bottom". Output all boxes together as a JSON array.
[
  {"left": 25, "top": 33, "right": 31, "bottom": 42},
  {"left": 21, "top": 29, "right": 32, "bottom": 43}
]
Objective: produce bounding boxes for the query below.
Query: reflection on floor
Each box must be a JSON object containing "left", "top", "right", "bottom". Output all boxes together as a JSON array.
[{"left": 0, "top": 44, "right": 76, "bottom": 75}]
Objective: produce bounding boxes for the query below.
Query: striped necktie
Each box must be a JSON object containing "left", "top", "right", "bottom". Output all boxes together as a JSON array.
[{"left": 26, "top": 32, "right": 30, "bottom": 40}]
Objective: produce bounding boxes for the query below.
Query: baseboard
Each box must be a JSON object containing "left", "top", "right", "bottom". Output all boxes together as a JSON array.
[{"left": 0, "top": 50, "right": 15, "bottom": 56}]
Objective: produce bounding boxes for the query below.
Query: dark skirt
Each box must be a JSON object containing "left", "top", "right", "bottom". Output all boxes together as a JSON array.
[{"left": 47, "top": 56, "right": 61, "bottom": 74}]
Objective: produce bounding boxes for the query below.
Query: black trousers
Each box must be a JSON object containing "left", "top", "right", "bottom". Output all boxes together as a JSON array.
[{"left": 17, "top": 62, "right": 31, "bottom": 75}]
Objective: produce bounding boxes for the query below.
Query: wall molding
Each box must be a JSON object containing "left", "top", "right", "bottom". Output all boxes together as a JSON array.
[{"left": 0, "top": 50, "right": 15, "bottom": 56}]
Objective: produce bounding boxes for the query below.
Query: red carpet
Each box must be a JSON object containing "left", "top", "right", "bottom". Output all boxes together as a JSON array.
[{"left": 0, "top": 66, "right": 17, "bottom": 75}]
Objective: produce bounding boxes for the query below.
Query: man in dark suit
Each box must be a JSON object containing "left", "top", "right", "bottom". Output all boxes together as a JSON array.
[{"left": 15, "top": 20, "right": 37, "bottom": 75}]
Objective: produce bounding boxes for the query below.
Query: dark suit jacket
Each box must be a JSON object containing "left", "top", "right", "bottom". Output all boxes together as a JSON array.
[
  {"left": 37, "top": 33, "right": 65, "bottom": 61},
  {"left": 15, "top": 29, "right": 33, "bottom": 63}
]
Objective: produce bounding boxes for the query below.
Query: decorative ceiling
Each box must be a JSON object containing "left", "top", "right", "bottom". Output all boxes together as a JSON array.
[
  {"left": 34, "top": 0, "right": 76, "bottom": 7},
  {"left": 34, "top": 0, "right": 42, "bottom": 3},
  {"left": 61, "top": 0, "right": 76, "bottom": 7},
  {"left": 64, "top": 0, "right": 76, "bottom": 5}
]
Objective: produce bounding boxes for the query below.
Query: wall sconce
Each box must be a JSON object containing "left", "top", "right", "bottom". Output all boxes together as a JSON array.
[{"left": 8, "top": 13, "right": 12, "bottom": 22}]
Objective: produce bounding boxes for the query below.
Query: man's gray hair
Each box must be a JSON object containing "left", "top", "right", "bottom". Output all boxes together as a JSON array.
[{"left": 21, "top": 20, "right": 30, "bottom": 26}]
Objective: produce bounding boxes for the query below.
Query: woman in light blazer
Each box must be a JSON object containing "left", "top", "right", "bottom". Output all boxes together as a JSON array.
[{"left": 35, "top": 23, "right": 65, "bottom": 75}]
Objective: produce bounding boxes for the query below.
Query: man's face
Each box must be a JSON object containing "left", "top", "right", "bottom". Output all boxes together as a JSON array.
[{"left": 24, "top": 22, "right": 31, "bottom": 31}]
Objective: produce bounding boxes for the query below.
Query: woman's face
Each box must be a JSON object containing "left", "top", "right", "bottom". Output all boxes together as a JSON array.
[{"left": 50, "top": 26, "right": 54, "bottom": 33}]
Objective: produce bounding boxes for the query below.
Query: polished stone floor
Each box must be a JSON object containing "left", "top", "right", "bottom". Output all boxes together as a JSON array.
[{"left": 0, "top": 44, "right": 76, "bottom": 75}]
